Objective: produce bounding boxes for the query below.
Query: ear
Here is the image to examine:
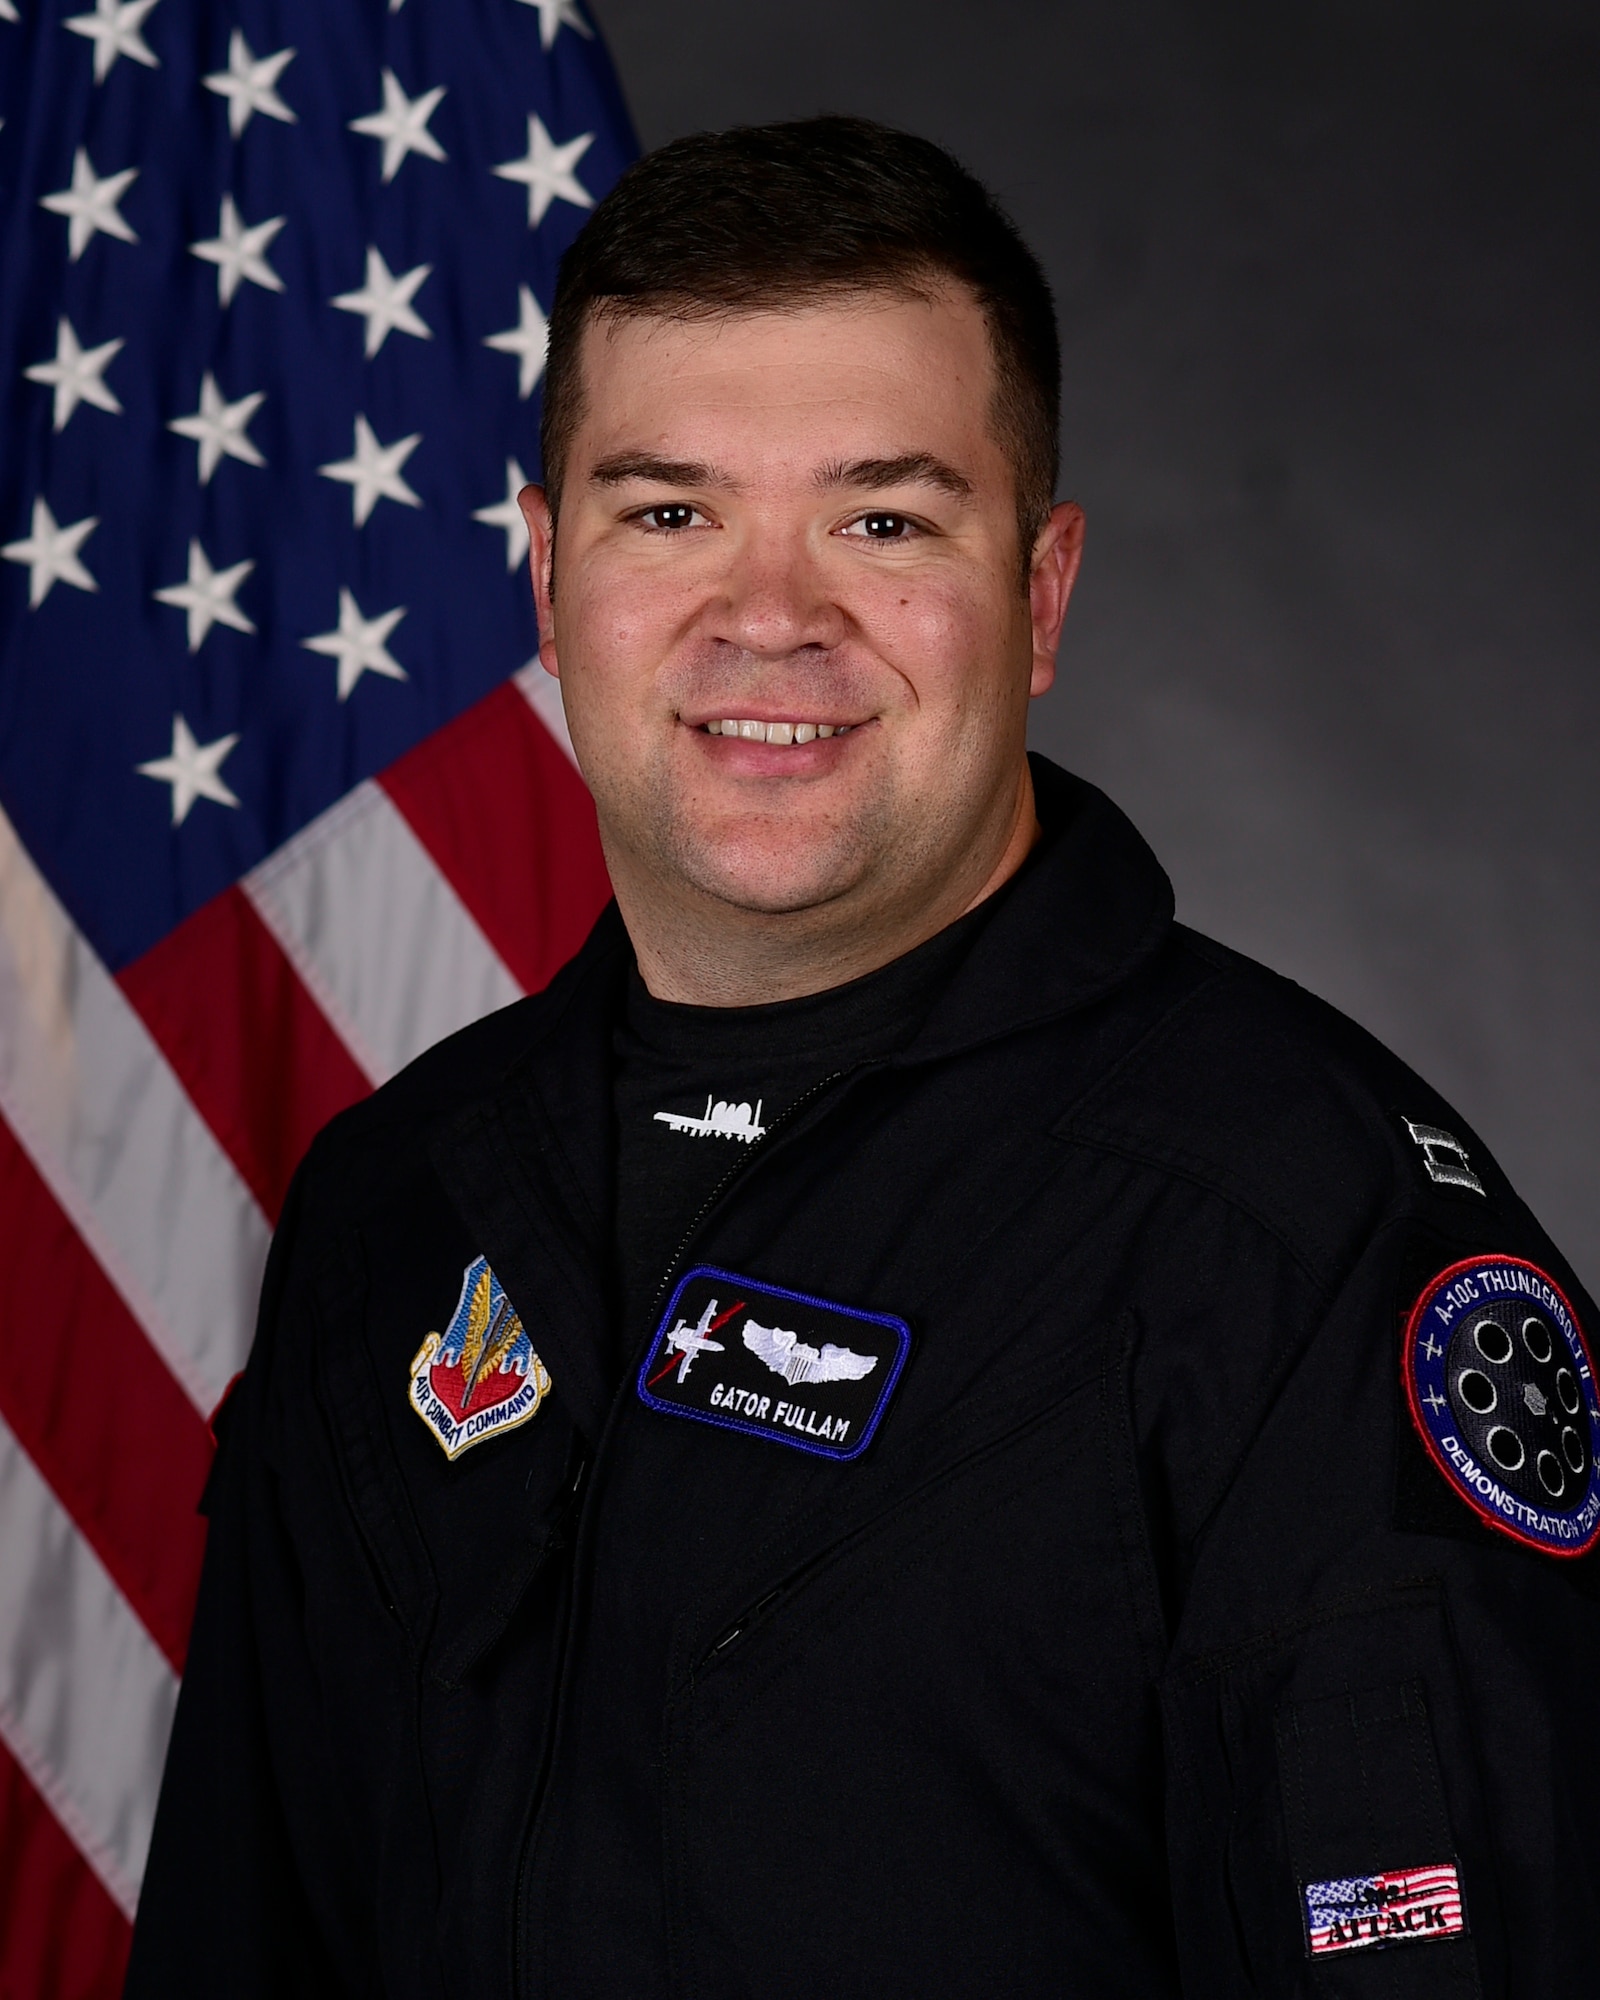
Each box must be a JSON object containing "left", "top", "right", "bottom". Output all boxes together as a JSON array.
[
  {"left": 518, "top": 484, "right": 559, "bottom": 676},
  {"left": 1027, "top": 501, "right": 1086, "bottom": 699}
]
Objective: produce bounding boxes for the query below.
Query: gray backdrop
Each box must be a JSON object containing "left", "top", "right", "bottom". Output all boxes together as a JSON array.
[{"left": 589, "top": 0, "right": 1599, "bottom": 1285}]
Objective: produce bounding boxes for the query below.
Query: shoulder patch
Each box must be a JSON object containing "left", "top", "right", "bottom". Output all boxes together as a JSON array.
[
  {"left": 1402, "top": 1254, "right": 1600, "bottom": 1557},
  {"left": 408, "top": 1257, "right": 551, "bottom": 1460}
]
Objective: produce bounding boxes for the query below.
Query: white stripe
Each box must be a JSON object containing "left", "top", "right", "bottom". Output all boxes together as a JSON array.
[
  {"left": 514, "top": 657, "right": 580, "bottom": 769},
  {"left": 0, "top": 803, "right": 270, "bottom": 1414},
  {"left": 244, "top": 780, "right": 523, "bottom": 1085},
  {"left": 0, "top": 1413, "right": 178, "bottom": 1917}
]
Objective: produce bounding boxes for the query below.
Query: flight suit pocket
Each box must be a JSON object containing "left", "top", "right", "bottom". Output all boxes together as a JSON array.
[
  {"left": 1275, "top": 1680, "right": 1478, "bottom": 1996},
  {"left": 1161, "top": 1581, "right": 1501, "bottom": 1998},
  {"left": 661, "top": 1361, "right": 1180, "bottom": 2000}
]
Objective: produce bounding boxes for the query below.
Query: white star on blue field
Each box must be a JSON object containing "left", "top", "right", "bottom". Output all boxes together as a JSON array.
[{"left": 0, "top": 0, "right": 635, "bottom": 969}]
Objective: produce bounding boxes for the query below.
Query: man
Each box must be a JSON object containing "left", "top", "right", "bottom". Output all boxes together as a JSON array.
[{"left": 128, "top": 119, "right": 1599, "bottom": 1997}]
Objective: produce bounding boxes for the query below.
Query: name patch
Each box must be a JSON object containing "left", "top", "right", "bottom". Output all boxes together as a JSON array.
[
  {"left": 1403, "top": 1253, "right": 1600, "bottom": 1557},
  {"left": 1304, "top": 1863, "right": 1466, "bottom": 1956},
  {"left": 638, "top": 1266, "right": 910, "bottom": 1461}
]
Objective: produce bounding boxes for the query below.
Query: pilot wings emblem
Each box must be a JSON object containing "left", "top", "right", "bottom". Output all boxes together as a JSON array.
[{"left": 743, "top": 1318, "right": 879, "bottom": 1387}]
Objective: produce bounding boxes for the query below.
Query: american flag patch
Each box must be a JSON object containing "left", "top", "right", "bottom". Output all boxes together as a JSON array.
[{"left": 1303, "top": 1863, "right": 1466, "bottom": 1955}]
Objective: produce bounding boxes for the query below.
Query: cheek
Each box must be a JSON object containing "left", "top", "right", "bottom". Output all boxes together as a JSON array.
[
  {"left": 560, "top": 559, "right": 693, "bottom": 697},
  {"left": 849, "top": 569, "right": 1014, "bottom": 706}
]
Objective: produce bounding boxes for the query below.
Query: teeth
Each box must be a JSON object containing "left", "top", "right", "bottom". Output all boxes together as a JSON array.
[{"left": 704, "top": 718, "right": 851, "bottom": 743}]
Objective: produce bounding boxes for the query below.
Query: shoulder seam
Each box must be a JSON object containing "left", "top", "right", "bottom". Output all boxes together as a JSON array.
[
  {"left": 1054, "top": 952, "right": 1405, "bottom": 1293},
  {"left": 1056, "top": 1122, "right": 1338, "bottom": 1293},
  {"left": 1053, "top": 959, "right": 1337, "bottom": 1288}
]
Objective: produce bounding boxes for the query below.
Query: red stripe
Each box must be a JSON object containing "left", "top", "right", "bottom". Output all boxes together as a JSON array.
[
  {"left": 119, "top": 885, "right": 372, "bottom": 1222},
  {"left": 0, "top": 1118, "right": 211, "bottom": 1671},
  {"left": 0, "top": 1738, "right": 129, "bottom": 2000},
  {"left": 381, "top": 680, "right": 611, "bottom": 995}
]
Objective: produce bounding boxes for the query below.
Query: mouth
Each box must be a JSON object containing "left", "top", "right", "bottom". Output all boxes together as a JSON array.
[{"left": 698, "top": 718, "right": 856, "bottom": 746}]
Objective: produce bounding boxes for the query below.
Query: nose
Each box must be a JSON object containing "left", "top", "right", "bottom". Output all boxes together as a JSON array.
[{"left": 710, "top": 527, "right": 847, "bottom": 659}]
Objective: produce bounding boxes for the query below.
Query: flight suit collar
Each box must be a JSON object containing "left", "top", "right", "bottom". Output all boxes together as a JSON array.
[
  {"left": 899, "top": 753, "right": 1174, "bottom": 1065},
  {"left": 431, "top": 755, "right": 1173, "bottom": 1441}
]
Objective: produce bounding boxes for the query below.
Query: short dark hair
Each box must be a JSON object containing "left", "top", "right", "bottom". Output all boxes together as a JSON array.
[{"left": 540, "top": 117, "right": 1060, "bottom": 579}]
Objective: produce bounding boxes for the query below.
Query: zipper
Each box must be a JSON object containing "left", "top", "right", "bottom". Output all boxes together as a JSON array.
[
  {"left": 705, "top": 1586, "right": 784, "bottom": 1662},
  {"left": 512, "top": 1055, "right": 885, "bottom": 1997},
  {"left": 684, "top": 1365, "right": 1094, "bottom": 1683},
  {"left": 637, "top": 1058, "right": 881, "bottom": 1342}
]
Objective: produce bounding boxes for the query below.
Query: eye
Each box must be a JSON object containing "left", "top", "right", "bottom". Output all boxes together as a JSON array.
[
  {"left": 635, "top": 502, "right": 705, "bottom": 532},
  {"left": 841, "top": 511, "right": 919, "bottom": 542}
]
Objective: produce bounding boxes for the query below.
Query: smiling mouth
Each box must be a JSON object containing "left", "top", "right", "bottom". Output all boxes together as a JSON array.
[{"left": 701, "top": 718, "right": 855, "bottom": 745}]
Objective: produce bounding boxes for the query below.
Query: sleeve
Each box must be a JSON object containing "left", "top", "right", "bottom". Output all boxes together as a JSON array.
[
  {"left": 122, "top": 1156, "right": 371, "bottom": 2000},
  {"left": 1157, "top": 1201, "right": 1600, "bottom": 1996}
]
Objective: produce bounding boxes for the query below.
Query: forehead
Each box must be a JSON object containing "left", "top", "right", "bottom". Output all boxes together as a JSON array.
[{"left": 572, "top": 290, "right": 1004, "bottom": 475}]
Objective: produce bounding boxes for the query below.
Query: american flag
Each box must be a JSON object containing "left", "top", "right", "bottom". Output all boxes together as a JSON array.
[
  {"left": 0, "top": 3, "right": 630, "bottom": 1990},
  {"left": 1303, "top": 1863, "right": 1466, "bottom": 1956}
]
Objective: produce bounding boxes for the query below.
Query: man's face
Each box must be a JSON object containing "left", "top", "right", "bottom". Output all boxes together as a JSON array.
[{"left": 524, "top": 288, "right": 1080, "bottom": 947}]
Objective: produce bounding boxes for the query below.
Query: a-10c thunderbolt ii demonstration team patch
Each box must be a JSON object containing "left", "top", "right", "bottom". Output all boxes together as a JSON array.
[
  {"left": 638, "top": 1265, "right": 910, "bottom": 1461},
  {"left": 409, "top": 1257, "right": 552, "bottom": 1460},
  {"left": 1402, "top": 1253, "right": 1600, "bottom": 1557}
]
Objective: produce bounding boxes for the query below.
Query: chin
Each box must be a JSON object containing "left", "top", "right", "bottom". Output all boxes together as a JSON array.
[{"left": 675, "top": 835, "right": 867, "bottom": 919}]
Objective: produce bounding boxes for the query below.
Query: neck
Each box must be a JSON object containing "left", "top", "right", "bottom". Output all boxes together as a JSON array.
[{"left": 615, "top": 763, "right": 1041, "bottom": 1007}]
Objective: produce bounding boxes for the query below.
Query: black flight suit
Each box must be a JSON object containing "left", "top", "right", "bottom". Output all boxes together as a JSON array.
[{"left": 126, "top": 757, "right": 1600, "bottom": 1998}]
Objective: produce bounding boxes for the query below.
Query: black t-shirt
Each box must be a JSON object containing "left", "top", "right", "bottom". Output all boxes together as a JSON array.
[{"left": 611, "top": 894, "right": 1008, "bottom": 1360}]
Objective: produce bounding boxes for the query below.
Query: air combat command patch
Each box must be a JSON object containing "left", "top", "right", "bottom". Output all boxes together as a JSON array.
[
  {"left": 1403, "top": 1253, "right": 1600, "bottom": 1556},
  {"left": 638, "top": 1265, "right": 910, "bottom": 1461},
  {"left": 409, "top": 1256, "right": 552, "bottom": 1460}
]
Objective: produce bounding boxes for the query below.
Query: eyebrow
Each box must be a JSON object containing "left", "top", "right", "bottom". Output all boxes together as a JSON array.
[
  {"left": 584, "top": 448, "right": 975, "bottom": 501},
  {"left": 587, "top": 452, "right": 733, "bottom": 489},
  {"left": 815, "top": 453, "right": 974, "bottom": 500}
]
